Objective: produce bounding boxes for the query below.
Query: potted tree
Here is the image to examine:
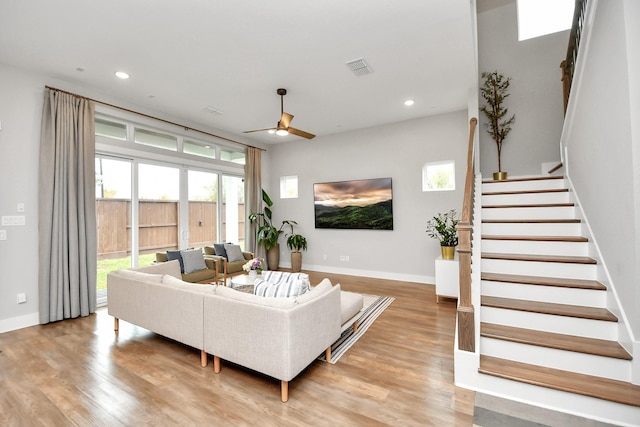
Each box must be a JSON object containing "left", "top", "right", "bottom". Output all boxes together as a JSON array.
[
  {"left": 480, "top": 70, "right": 516, "bottom": 180},
  {"left": 248, "top": 189, "right": 294, "bottom": 270},
  {"left": 426, "top": 209, "right": 459, "bottom": 260},
  {"left": 285, "top": 224, "right": 307, "bottom": 273}
]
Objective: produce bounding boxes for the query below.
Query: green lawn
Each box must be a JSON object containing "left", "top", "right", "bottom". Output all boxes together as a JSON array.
[{"left": 97, "top": 253, "right": 156, "bottom": 290}]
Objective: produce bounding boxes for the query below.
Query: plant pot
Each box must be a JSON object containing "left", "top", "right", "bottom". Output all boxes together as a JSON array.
[
  {"left": 291, "top": 252, "right": 302, "bottom": 272},
  {"left": 493, "top": 171, "right": 508, "bottom": 181},
  {"left": 441, "top": 246, "right": 455, "bottom": 260},
  {"left": 267, "top": 244, "right": 280, "bottom": 270}
]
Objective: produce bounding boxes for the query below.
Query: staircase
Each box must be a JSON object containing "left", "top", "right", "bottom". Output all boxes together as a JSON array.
[{"left": 476, "top": 176, "right": 640, "bottom": 412}]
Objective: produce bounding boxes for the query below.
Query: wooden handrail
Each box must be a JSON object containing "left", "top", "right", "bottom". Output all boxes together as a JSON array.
[
  {"left": 457, "top": 117, "right": 477, "bottom": 352},
  {"left": 561, "top": 0, "right": 588, "bottom": 114}
]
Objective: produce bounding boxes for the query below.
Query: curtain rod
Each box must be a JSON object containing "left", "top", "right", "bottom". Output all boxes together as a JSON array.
[{"left": 44, "top": 85, "right": 265, "bottom": 151}]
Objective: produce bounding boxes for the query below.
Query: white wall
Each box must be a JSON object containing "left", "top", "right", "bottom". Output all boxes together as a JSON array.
[
  {"left": 266, "top": 111, "right": 469, "bottom": 284},
  {"left": 477, "top": 0, "right": 567, "bottom": 177},
  {"left": 561, "top": 0, "right": 640, "bottom": 336},
  {"left": 0, "top": 63, "right": 44, "bottom": 331}
]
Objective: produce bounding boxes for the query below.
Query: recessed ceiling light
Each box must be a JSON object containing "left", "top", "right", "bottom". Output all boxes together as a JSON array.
[
  {"left": 115, "top": 71, "right": 130, "bottom": 79},
  {"left": 404, "top": 99, "right": 415, "bottom": 106}
]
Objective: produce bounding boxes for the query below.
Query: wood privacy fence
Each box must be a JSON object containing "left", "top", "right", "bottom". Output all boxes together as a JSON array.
[{"left": 97, "top": 199, "right": 246, "bottom": 259}]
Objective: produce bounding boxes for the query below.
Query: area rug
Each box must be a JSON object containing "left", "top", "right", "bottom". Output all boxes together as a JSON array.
[{"left": 318, "top": 294, "right": 394, "bottom": 364}]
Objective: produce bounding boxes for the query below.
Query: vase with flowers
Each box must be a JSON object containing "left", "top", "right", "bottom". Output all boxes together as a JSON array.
[{"left": 243, "top": 257, "right": 265, "bottom": 280}]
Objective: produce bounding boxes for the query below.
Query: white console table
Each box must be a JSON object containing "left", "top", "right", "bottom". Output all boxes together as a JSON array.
[{"left": 435, "top": 255, "right": 459, "bottom": 303}]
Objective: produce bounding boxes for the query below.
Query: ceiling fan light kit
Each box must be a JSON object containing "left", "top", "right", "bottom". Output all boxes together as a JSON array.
[{"left": 244, "top": 88, "right": 316, "bottom": 140}]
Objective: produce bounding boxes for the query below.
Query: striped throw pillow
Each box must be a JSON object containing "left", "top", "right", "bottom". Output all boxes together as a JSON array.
[{"left": 254, "top": 272, "right": 311, "bottom": 298}]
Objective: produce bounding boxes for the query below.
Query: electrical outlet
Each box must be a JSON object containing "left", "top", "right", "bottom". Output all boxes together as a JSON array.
[
  {"left": 0, "top": 230, "right": 6, "bottom": 241},
  {"left": 340, "top": 255, "right": 345, "bottom": 261},
  {"left": 17, "top": 293, "right": 26, "bottom": 304},
  {"left": 345, "top": 255, "right": 350, "bottom": 262},
  {"left": 323, "top": 254, "right": 327, "bottom": 260}
]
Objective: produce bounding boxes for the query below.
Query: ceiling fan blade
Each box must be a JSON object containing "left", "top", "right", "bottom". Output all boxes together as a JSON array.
[
  {"left": 243, "top": 127, "right": 276, "bottom": 134},
  {"left": 287, "top": 127, "right": 316, "bottom": 139},
  {"left": 280, "top": 112, "right": 293, "bottom": 129}
]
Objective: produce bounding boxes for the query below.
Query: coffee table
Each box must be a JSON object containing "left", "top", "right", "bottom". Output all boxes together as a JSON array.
[{"left": 230, "top": 274, "right": 260, "bottom": 293}]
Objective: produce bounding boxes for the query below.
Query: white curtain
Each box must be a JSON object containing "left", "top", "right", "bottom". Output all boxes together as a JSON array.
[
  {"left": 245, "top": 146, "right": 262, "bottom": 257},
  {"left": 38, "top": 88, "right": 97, "bottom": 323}
]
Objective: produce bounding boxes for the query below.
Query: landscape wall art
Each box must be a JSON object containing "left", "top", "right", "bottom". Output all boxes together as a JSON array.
[{"left": 313, "top": 177, "right": 393, "bottom": 230}]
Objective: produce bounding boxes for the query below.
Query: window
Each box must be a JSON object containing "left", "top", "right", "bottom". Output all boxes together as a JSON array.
[
  {"left": 517, "top": 0, "right": 574, "bottom": 41},
  {"left": 134, "top": 128, "right": 177, "bottom": 151},
  {"left": 96, "top": 118, "right": 126, "bottom": 140},
  {"left": 423, "top": 161, "right": 455, "bottom": 191},
  {"left": 220, "top": 149, "right": 245, "bottom": 165},
  {"left": 280, "top": 176, "right": 298, "bottom": 199},
  {"left": 184, "top": 139, "right": 216, "bottom": 159}
]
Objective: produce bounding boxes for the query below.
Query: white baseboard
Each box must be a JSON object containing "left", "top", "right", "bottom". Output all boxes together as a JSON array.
[
  {"left": 288, "top": 262, "right": 435, "bottom": 285},
  {"left": 0, "top": 311, "right": 39, "bottom": 333}
]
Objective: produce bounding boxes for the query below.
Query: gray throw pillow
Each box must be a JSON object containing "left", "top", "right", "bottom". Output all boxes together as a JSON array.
[
  {"left": 224, "top": 244, "right": 245, "bottom": 263},
  {"left": 166, "top": 250, "right": 184, "bottom": 273},
  {"left": 213, "top": 243, "right": 227, "bottom": 258},
  {"left": 180, "top": 248, "right": 207, "bottom": 274}
]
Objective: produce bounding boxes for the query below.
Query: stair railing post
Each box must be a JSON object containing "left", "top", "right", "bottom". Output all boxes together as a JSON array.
[{"left": 457, "top": 117, "right": 477, "bottom": 352}]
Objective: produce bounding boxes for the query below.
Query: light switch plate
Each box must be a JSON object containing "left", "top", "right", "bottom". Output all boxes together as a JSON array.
[
  {"left": 0, "top": 230, "right": 6, "bottom": 240},
  {"left": 1, "top": 216, "right": 25, "bottom": 226}
]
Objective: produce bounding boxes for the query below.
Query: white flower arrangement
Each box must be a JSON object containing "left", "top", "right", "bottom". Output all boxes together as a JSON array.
[{"left": 242, "top": 257, "right": 265, "bottom": 272}]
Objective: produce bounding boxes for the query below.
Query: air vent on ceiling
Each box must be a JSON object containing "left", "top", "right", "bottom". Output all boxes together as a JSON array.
[
  {"left": 203, "top": 105, "right": 224, "bottom": 116},
  {"left": 345, "top": 58, "right": 373, "bottom": 76}
]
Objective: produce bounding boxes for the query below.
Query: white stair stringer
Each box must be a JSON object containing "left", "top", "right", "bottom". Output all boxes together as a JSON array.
[{"left": 456, "top": 175, "right": 640, "bottom": 425}]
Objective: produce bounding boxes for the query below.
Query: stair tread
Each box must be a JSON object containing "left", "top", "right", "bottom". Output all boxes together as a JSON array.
[
  {"left": 482, "top": 235, "right": 588, "bottom": 242},
  {"left": 479, "top": 355, "right": 640, "bottom": 407},
  {"left": 483, "top": 188, "right": 569, "bottom": 196},
  {"left": 481, "top": 272, "right": 606, "bottom": 290},
  {"left": 481, "top": 296, "right": 618, "bottom": 321},
  {"left": 482, "top": 176, "right": 565, "bottom": 184},
  {"left": 483, "top": 203, "right": 575, "bottom": 208},
  {"left": 480, "top": 323, "right": 631, "bottom": 360},
  {"left": 482, "top": 252, "right": 597, "bottom": 264},
  {"left": 482, "top": 218, "right": 581, "bottom": 223}
]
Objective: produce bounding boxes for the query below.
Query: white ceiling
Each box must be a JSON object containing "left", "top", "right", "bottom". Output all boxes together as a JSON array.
[{"left": 0, "top": 0, "right": 477, "bottom": 145}]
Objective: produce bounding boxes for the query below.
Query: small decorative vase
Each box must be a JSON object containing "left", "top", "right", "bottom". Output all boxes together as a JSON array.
[
  {"left": 441, "top": 246, "right": 455, "bottom": 260},
  {"left": 493, "top": 171, "right": 508, "bottom": 181},
  {"left": 248, "top": 270, "right": 257, "bottom": 280}
]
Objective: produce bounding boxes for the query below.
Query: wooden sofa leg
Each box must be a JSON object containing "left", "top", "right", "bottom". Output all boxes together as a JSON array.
[
  {"left": 353, "top": 320, "right": 358, "bottom": 333},
  {"left": 213, "top": 356, "right": 221, "bottom": 373},
  {"left": 201, "top": 350, "right": 208, "bottom": 368},
  {"left": 281, "top": 380, "right": 289, "bottom": 402},
  {"left": 114, "top": 317, "right": 119, "bottom": 332},
  {"left": 325, "top": 346, "right": 332, "bottom": 363}
]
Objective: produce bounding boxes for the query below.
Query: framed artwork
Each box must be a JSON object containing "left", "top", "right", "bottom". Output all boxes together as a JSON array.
[{"left": 313, "top": 177, "right": 393, "bottom": 230}]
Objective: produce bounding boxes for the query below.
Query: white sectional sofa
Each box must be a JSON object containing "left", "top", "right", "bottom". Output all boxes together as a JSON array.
[{"left": 107, "top": 260, "right": 348, "bottom": 401}]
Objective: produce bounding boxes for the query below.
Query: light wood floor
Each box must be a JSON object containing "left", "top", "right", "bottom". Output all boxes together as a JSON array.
[{"left": 0, "top": 272, "right": 475, "bottom": 426}]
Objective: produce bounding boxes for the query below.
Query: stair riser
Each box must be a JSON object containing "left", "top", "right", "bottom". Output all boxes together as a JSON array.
[
  {"left": 482, "top": 192, "right": 570, "bottom": 205},
  {"left": 480, "top": 306, "right": 618, "bottom": 340},
  {"left": 482, "top": 206, "right": 576, "bottom": 220},
  {"left": 482, "top": 179, "right": 566, "bottom": 193},
  {"left": 482, "top": 222, "right": 583, "bottom": 236},
  {"left": 481, "top": 239, "right": 589, "bottom": 257},
  {"left": 481, "top": 259, "right": 597, "bottom": 280},
  {"left": 482, "top": 281, "right": 606, "bottom": 307},
  {"left": 480, "top": 338, "right": 631, "bottom": 382}
]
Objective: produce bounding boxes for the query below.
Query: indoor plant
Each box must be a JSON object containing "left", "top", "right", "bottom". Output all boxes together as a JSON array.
[
  {"left": 480, "top": 70, "right": 516, "bottom": 180},
  {"left": 426, "top": 209, "right": 459, "bottom": 260},
  {"left": 248, "top": 189, "right": 295, "bottom": 270},
  {"left": 285, "top": 224, "right": 308, "bottom": 273}
]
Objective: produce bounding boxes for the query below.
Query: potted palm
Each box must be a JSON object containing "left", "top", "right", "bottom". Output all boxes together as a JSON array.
[
  {"left": 426, "top": 209, "right": 459, "bottom": 260},
  {"left": 248, "top": 189, "right": 294, "bottom": 270},
  {"left": 480, "top": 71, "right": 516, "bottom": 180},
  {"left": 285, "top": 225, "right": 307, "bottom": 272}
]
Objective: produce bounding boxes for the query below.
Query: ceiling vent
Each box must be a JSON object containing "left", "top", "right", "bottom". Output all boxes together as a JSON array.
[
  {"left": 203, "top": 105, "right": 224, "bottom": 116},
  {"left": 345, "top": 58, "right": 373, "bottom": 76}
]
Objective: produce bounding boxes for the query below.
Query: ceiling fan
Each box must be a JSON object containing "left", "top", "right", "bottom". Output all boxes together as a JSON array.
[{"left": 244, "top": 88, "right": 316, "bottom": 139}]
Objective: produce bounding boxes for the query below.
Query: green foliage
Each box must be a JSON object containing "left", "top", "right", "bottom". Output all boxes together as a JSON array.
[
  {"left": 426, "top": 209, "right": 459, "bottom": 247},
  {"left": 248, "top": 189, "right": 294, "bottom": 250},
  {"left": 480, "top": 71, "right": 516, "bottom": 172}
]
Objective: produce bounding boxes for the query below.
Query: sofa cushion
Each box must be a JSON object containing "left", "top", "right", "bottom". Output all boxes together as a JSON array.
[
  {"left": 224, "top": 244, "right": 245, "bottom": 263},
  {"left": 254, "top": 272, "right": 310, "bottom": 298},
  {"left": 161, "top": 274, "right": 217, "bottom": 294},
  {"left": 116, "top": 269, "right": 164, "bottom": 284},
  {"left": 181, "top": 248, "right": 207, "bottom": 274},
  {"left": 166, "top": 250, "right": 185, "bottom": 273},
  {"left": 215, "top": 283, "right": 296, "bottom": 308}
]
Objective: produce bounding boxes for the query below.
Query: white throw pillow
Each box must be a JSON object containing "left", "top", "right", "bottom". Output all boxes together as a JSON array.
[
  {"left": 180, "top": 248, "right": 207, "bottom": 274},
  {"left": 253, "top": 276, "right": 310, "bottom": 298},
  {"left": 224, "top": 244, "right": 245, "bottom": 263}
]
